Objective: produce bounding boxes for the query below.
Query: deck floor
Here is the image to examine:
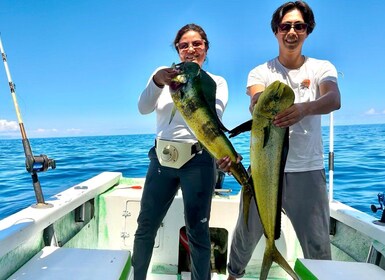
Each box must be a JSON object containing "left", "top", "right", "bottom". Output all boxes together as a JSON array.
[{"left": 147, "top": 272, "right": 260, "bottom": 279}]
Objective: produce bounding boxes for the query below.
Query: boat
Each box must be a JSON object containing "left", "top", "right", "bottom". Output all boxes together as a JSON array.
[
  {"left": 1, "top": 37, "right": 385, "bottom": 280},
  {"left": 1, "top": 168, "right": 385, "bottom": 280}
]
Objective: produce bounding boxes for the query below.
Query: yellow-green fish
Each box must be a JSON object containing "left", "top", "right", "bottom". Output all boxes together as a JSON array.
[
  {"left": 229, "top": 81, "right": 298, "bottom": 279},
  {"left": 169, "top": 62, "right": 252, "bottom": 198}
]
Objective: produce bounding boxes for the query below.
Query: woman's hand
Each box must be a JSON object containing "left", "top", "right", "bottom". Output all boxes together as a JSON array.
[{"left": 152, "top": 68, "right": 180, "bottom": 88}]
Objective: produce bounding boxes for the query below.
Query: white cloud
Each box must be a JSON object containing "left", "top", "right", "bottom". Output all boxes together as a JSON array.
[
  {"left": 0, "top": 119, "right": 18, "bottom": 131},
  {"left": 365, "top": 108, "right": 377, "bottom": 115},
  {"left": 36, "top": 128, "right": 58, "bottom": 133},
  {"left": 30, "top": 128, "right": 83, "bottom": 138},
  {"left": 66, "top": 128, "right": 82, "bottom": 133},
  {"left": 364, "top": 108, "right": 385, "bottom": 115}
]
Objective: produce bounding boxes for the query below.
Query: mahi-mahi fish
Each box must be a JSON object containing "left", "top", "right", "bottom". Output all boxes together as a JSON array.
[
  {"left": 229, "top": 80, "right": 299, "bottom": 280},
  {"left": 168, "top": 61, "right": 253, "bottom": 202}
]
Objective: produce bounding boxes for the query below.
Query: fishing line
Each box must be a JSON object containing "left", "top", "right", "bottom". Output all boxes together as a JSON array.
[{"left": 0, "top": 34, "right": 55, "bottom": 208}]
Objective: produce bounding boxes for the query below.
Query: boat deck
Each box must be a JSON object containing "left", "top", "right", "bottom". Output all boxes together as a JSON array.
[{"left": 2, "top": 172, "right": 385, "bottom": 279}]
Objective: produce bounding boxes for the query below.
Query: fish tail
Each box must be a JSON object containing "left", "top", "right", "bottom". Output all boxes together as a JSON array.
[
  {"left": 260, "top": 243, "right": 274, "bottom": 280},
  {"left": 260, "top": 243, "right": 299, "bottom": 280},
  {"left": 241, "top": 186, "right": 252, "bottom": 230},
  {"left": 230, "top": 162, "right": 248, "bottom": 186},
  {"left": 272, "top": 244, "right": 299, "bottom": 280},
  {"left": 231, "top": 163, "right": 255, "bottom": 230}
]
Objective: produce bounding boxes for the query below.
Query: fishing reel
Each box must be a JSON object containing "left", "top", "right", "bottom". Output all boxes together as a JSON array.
[
  {"left": 25, "top": 154, "right": 56, "bottom": 173},
  {"left": 371, "top": 192, "right": 385, "bottom": 224}
]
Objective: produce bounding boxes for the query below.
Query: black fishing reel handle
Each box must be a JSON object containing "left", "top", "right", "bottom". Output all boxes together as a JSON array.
[{"left": 371, "top": 192, "right": 384, "bottom": 213}]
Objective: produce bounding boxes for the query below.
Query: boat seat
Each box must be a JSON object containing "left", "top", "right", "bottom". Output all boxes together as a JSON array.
[
  {"left": 7, "top": 246, "right": 131, "bottom": 280},
  {"left": 294, "top": 258, "right": 385, "bottom": 280}
]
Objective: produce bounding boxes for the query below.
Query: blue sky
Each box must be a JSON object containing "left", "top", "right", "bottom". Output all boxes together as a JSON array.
[{"left": 0, "top": 0, "right": 384, "bottom": 138}]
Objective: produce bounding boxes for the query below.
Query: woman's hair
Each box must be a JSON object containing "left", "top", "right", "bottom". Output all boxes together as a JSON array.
[
  {"left": 173, "top": 23, "right": 209, "bottom": 52},
  {"left": 271, "top": 1, "right": 316, "bottom": 35}
]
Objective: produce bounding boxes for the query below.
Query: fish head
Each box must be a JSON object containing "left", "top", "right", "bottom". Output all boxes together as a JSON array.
[
  {"left": 169, "top": 62, "right": 201, "bottom": 94},
  {"left": 253, "top": 81, "right": 295, "bottom": 120}
]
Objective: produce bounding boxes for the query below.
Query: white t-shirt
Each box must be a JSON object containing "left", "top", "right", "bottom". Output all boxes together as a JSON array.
[
  {"left": 247, "top": 57, "right": 338, "bottom": 172},
  {"left": 138, "top": 66, "right": 228, "bottom": 142}
]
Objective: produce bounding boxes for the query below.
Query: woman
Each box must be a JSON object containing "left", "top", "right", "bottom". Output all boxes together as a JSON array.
[{"left": 134, "top": 23, "right": 228, "bottom": 280}]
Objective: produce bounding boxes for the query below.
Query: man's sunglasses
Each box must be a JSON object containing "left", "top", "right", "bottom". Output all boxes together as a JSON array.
[{"left": 278, "top": 22, "right": 308, "bottom": 34}]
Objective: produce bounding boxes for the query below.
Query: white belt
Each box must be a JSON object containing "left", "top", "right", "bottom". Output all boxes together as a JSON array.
[{"left": 155, "top": 139, "right": 202, "bottom": 169}]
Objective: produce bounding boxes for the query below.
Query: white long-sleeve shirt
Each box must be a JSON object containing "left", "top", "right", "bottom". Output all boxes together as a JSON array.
[{"left": 138, "top": 66, "right": 229, "bottom": 142}]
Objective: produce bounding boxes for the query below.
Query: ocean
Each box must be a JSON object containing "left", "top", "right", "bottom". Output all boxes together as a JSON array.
[{"left": 0, "top": 123, "right": 385, "bottom": 221}]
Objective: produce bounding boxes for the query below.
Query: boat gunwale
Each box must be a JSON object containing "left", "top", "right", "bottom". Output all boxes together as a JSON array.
[{"left": 0, "top": 171, "right": 122, "bottom": 258}]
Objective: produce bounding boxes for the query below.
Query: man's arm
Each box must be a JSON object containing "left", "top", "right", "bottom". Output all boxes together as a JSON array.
[
  {"left": 273, "top": 80, "right": 341, "bottom": 128},
  {"left": 247, "top": 84, "right": 265, "bottom": 113}
]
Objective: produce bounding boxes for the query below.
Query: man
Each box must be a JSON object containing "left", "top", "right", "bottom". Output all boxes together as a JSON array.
[{"left": 218, "top": 1, "right": 341, "bottom": 279}]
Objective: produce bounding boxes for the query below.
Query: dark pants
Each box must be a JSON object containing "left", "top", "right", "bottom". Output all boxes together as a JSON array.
[
  {"left": 132, "top": 147, "right": 215, "bottom": 280},
  {"left": 228, "top": 170, "right": 331, "bottom": 278}
]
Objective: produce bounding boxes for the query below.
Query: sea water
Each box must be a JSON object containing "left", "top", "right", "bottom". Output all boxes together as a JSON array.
[{"left": 0, "top": 123, "right": 384, "bottom": 221}]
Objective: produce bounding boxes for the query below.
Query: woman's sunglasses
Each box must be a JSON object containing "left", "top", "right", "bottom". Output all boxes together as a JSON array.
[{"left": 176, "top": 40, "right": 206, "bottom": 52}]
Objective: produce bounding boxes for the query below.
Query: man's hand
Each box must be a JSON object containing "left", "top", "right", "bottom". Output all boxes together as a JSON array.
[
  {"left": 217, "top": 154, "right": 243, "bottom": 175},
  {"left": 249, "top": 91, "right": 263, "bottom": 113},
  {"left": 273, "top": 103, "right": 307, "bottom": 128}
]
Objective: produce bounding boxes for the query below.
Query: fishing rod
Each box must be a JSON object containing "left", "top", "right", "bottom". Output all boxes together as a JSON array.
[
  {"left": 328, "top": 71, "right": 344, "bottom": 202},
  {"left": 0, "top": 34, "right": 55, "bottom": 208},
  {"left": 328, "top": 111, "right": 334, "bottom": 202}
]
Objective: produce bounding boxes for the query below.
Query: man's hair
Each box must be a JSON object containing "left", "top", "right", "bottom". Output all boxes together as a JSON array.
[{"left": 271, "top": 1, "right": 316, "bottom": 35}]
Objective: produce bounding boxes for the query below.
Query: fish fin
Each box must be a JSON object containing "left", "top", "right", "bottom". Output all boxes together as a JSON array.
[
  {"left": 199, "top": 69, "right": 216, "bottom": 109},
  {"left": 199, "top": 69, "right": 231, "bottom": 132},
  {"left": 228, "top": 120, "right": 252, "bottom": 138},
  {"left": 263, "top": 125, "right": 271, "bottom": 148},
  {"left": 217, "top": 118, "right": 230, "bottom": 132},
  {"left": 168, "top": 106, "right": 177, "bottom": 124},
  {"left": 246, "top": 165, "right": 251, "bottom": 176},
  {"left": 274, "top": 128, "right": 289, "bottom": 240},
  {"left": 281, "top": 128, "right": 290, "bottom": 163}
]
